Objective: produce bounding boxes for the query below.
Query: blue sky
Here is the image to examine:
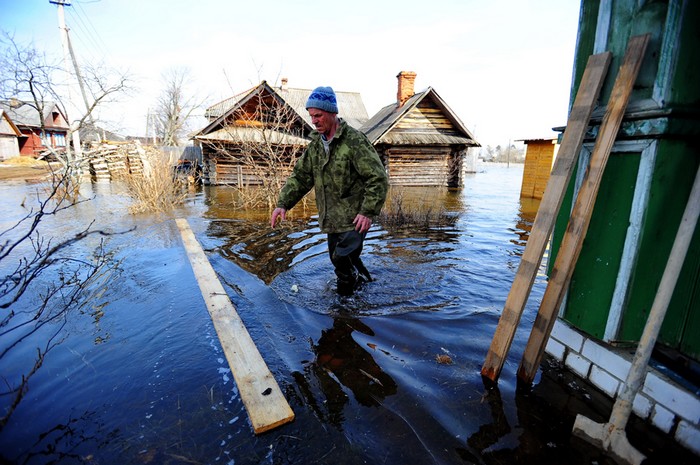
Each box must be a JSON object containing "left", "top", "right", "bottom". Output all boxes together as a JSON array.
[{"left": 1, "top": 0, "right": 581, "bottom": 147}]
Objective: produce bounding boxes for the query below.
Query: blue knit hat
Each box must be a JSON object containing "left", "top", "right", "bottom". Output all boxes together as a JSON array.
[{"left": 305, "top": 86, "right": 338, "bottom": 113}]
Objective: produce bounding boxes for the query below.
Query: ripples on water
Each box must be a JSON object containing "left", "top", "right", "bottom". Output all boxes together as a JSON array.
[{"left": 2, "top": 164, "right": 688, "bottom": 464}]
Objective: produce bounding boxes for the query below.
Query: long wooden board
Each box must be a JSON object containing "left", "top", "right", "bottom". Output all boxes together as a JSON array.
[
  {"left": 176, "top": 218, "right": 294, "bottom": 433},
  {"left": 517, "top": 34, "right": 650, "bottom": 385},
  {"left": 481, "top": 51, "right": 612, "bottom": 382}
]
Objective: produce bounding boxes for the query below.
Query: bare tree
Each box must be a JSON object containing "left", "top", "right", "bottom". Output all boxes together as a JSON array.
[
  {"left": 0, "top": 32, "right": 131, "bottom": 180},
  {"left": 0, "top": 33, "right": 131, "bottom": 430},
  {"left": 206, "top": 89, "right": 308, "bottom": 209},
  {"left": 0, "top": 32, "right": 62, "bottom": 149},
  {"left": 153, "top": 67, "right": 203, "bottom": 146}
]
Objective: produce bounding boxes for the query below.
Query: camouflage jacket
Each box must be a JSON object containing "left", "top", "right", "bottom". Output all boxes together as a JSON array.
[{"left": 277, "top": 119, "right": 388, "bottom": 233}]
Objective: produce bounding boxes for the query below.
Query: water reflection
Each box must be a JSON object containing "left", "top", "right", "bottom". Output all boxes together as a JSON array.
[
  {"left": 4, "top": 165, "right": 693, "bottom": 464},
  {"left": 206, "top": 217, "right": 326, "bottom": 284},
  {"left": 8, "top": 409, "right": 117, "bottom": 464},
  {"left": 202, "top": 185, "right": 466, "bottom": 289},
  {"left": 467, "top": 382, "right": 512, "bottom": 454},
  {"left": 508, "top": 197, "right": 540, "bottom": 251},
  {"left": 295, "top": 317, "right": 398, "bottom": 427}
]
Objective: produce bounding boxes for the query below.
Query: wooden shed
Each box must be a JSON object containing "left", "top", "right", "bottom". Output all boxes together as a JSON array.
[
  {"left": 194, "top": 80, "right": 369, "bottom": 186},
  {"left": 519, "top": 138, "right": 559, "bottom": 199},
  {"left": 361, "top": 71, "right": 479, "bottom": 187},
  {"left": 0, "top": 109, "right": 21, "bottom": 161}
]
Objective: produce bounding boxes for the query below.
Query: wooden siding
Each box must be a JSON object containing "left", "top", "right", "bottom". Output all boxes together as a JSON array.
[
  {"left": 520, "top": 140, "right": 557, "bottom": 199},
  {"left": 384, "top": 147, "right": 454, "bottom": 186},
  {"left": 378, "top": 99, "right": 468, "bottom": 187},
  {"left": 391, "top": 101, "right": 463, "bottom": 141},
  {"left": 201, "top": 142, "right": 297, "bottom": 186},
  {"left": 0, "top": 114, "right": 20, "bottom": 160},
  {"left": 0, "top": 136, "right": 19, "bottom": 160}
]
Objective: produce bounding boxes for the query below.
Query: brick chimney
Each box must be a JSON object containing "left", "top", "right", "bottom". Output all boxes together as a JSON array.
[
  {"left": 280, "top": 77, "right": 288, "bottom": 91},
  {"left": 396, "top": 71, "right": 417, "bottom": 107}
]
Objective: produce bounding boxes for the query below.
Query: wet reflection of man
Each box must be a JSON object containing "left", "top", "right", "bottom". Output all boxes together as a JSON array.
[{"left": 296, "top": 317, "right": 397, "bottom": 426}]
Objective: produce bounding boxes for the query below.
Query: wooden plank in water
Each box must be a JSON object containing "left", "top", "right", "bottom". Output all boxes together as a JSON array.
[
  {"left": 176, "top": 218, "right": 294, "bottom": 434},
  {"left": 517, "top": 34, "right": 650, "bottom": 385},
  {"left": 481, "top": 50, "right": 612, "bottom": 383}
]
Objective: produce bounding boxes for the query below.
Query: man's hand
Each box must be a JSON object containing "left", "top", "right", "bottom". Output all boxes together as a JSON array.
[
  {"left": 271, "top": 207, "right": 287, "bottom": 228},
  {"left": 353, "top": 214, "right": 372, "bottom": 234}
]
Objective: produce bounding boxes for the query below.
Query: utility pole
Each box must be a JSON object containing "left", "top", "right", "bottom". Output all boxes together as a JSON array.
[
  {"left": 50, "top": 0, "right": 91, "bottom": 163},
  {"left": 506, "top": 139, "right": 511, "bottom": 168}
]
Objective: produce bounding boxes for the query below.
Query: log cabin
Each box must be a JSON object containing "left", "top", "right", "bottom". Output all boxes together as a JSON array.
[
  {"left": 361, "top": 71, "right": 480, "bottom": 187},
  {"left": 194, "top": 80, "right": 368, "bottom": 186},
  {"left": 195, "top": 73, "right": 479, "bottom": 188}
]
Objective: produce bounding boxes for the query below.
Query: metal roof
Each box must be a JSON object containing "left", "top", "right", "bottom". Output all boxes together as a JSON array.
[
  {"left": 275, "top": 86, "right": 369, "bottom": 129},
  {"left": 0, "top": 110, "right": 22, "bottom": 136},
  {"left": 0, "top": 100, "right": 68, "bottom": 130},
  {"left": 201, "top": 81, "right": 369, "bottom": 135},
  {"left": 194, "top": 126, "right": 309, "bottom": 146},
  {"left": 204, "top": 88, "right": 253, "bottom": 120}
]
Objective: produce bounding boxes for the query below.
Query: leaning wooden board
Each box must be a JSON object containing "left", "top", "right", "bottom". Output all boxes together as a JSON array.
[
  {"left": 481, "top": 50, "right": 612, "bottom": 382},
  {"left": 176, "top": 218, "right": 294, "bottom": 434},
  {"left": 517, "top": 34, "right": 650, "bottom": 385}
]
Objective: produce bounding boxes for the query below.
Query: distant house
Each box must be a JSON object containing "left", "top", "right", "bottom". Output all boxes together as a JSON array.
[
  {"left": 195, "top": 74, "right": 479, "bottom": 187},
  {"left": 0, "top": 100, "right": 69, "bottom": 158},
  {"left": 0, "top": 109, "right": 22, "bottom": 161},
  {"left": 518, "top": 138, "right": 559, "bottom": 200},
  {"left": 361, "top": 71, "right": 480, "bottom": 187},
  {"left": 194, "top": 79, "right": 369, "bottom": 185}
]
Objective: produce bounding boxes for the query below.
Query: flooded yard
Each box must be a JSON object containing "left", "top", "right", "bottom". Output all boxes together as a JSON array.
[{"left": 0, "top": 163, "right": 693, "bottom": 464}]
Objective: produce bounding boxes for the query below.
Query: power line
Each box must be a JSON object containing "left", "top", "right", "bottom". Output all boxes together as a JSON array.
[{"left": 69, "top": 1, "right": 110, "bottom": 58}]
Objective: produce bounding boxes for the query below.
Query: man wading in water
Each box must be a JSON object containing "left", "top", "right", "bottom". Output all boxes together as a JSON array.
[{"left": 270, "top": 86, "right": 388, "bottom": 296}]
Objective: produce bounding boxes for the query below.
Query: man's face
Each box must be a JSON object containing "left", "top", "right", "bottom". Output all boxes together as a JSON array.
[{"left": 308, "top": 108, "right": 335, "bottom": 137}]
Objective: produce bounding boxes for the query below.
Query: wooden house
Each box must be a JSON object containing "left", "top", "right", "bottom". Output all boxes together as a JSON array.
[
  {"left": 0, "top": 109, "right": 22, "bottom": 161},
  {"left": 194, "top": 80, "right": 369, "bottom": 185},
  {"left": 519, "top": 138, "right": 559, "bottom": 199},
  {"left": 0, "top": 100, "right": 69, "bottom": 158},
  {"left": 361, "top": 71, "right": 479, "bottom": 187}
]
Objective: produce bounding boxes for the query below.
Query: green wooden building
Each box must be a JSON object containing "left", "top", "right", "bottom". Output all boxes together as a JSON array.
[
  {"left": 544, "top": 0, "right": 699, "bottom": 454},
  {"left": 555, "top": 0, "right": 699, "bottom": 362}
]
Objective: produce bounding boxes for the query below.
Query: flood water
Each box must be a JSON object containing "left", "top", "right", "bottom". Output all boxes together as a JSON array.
[{"left": 0, "top": 163, "right": 694, "bottom": 464}]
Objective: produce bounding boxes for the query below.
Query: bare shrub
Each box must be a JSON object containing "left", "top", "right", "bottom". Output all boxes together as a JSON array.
[
  {"left": 123, "top": 146, "right": 191, "bottom": 214},
  {"left": 205, "top": 86, "right": 307, "bottom": 210},
  {"left": 378, "top": 187, "right": 454, "bottom": 229}
]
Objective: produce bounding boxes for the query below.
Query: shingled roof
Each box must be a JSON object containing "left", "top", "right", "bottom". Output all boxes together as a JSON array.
[{"left": 360, "top": 87, "right": 479, "bottom": 147}]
